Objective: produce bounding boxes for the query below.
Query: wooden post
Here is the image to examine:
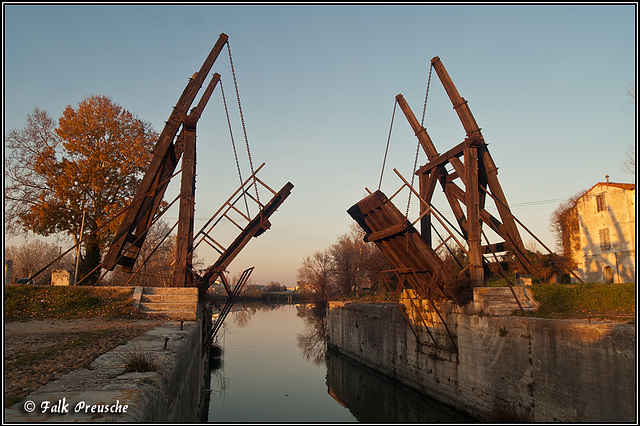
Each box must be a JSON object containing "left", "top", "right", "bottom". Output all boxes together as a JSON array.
[
  {"left": 173, "top": 115, "right": 197, "bottom": 287},
  {"left": 418, "top": 172, "right": 432, "bottom": 245},
  {"left": 464, "top": 145, "right": 483, "bottom": 286}
]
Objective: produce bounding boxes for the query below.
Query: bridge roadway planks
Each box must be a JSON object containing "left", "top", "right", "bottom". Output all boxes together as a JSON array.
[{"left": 348, "top": 190, "right": 458, "bottom": 298}]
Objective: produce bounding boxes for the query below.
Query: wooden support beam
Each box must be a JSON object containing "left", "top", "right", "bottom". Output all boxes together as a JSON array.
[
  {"left": 418, "top": 169, "right": 443, "bottom": 245},
  {"left": 172, "top": 114, "right": 198, "bottom": 287},
  {"left": 395, "top": 94, "right": 439, "bottom": 160},
  {"left": 365, "top": 221, "right": 410, "bottom": 243},
  {"left": 348, "top": 190, "right": 459, "bottom": 295},
  {"left": 416, "top": 139, "right": 467, "bottom": 175},
  {"left": 482, "top": 242, "right": 508, "bottom": 254},
  {"left": 465, "top": 145, "right": 483, "bottom": 286}
]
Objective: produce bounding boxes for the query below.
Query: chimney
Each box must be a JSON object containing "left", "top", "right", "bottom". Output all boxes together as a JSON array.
[{"left": 606, "top": 175, "right": 610, "bottom": 183}]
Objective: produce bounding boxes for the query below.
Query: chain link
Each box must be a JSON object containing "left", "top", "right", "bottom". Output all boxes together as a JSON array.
[
  {"left": 406, "top": 63, "right": 434, "bottom": 218},
  {"left": 421, "top": 64, "right": 433, "bottom": 126},
  {"left": 227, "top": 42, "right": 261, "bottom": 211},
  {"left": 220, "top": 80, "right": 251, "bottom": 216}
]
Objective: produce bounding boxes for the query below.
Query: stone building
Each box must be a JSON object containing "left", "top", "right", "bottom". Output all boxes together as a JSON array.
[{"left": 570, "top": 178, "right": 635, "bottom": 283}]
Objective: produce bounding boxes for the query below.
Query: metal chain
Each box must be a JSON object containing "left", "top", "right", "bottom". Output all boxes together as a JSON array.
[
  {"left": 378, "top": 99, "right": 398, "bottom": 190},
  {"left": 406, "top": 136, "right": 421, "bottom": 218},
  {"left": 220, "top": 79, "right": 251, "bottom": 216},
  {"left": 227, "top": 42, "right": 261, "bottom": 210},
  {"left": 421, "top": 64, "right": 433, "bottom": 126},
  {"left": 406, "top": 63, "right": 434, "bottom": 218}
]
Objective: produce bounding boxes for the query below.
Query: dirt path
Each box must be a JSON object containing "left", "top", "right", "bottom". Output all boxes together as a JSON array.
[{"left": 3, "top": 318, "right": 162, "bottom": 404}]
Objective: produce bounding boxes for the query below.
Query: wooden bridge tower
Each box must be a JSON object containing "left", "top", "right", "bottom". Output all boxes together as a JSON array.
[
  {"left": 350, "top": 56, "right": 533, "bottom": 299},
  {"left": 102, "top": 33, "right": 293, "bottom": 290}
]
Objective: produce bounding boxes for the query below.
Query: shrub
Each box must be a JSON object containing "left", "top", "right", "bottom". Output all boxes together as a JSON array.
[
  {"left": 531, "top": 283, "right": 635, "bottom": 319},
  {"left": 116, "top": 344, "right": 158, "bottom": 373}
]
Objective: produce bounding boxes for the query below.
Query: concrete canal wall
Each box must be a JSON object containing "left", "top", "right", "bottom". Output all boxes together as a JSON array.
[
  {"left": 5, "top": 320, "right": 208, "bottom": 422},
  {"left": 326, "top": 301, "right": 636, "bottom": 422}
]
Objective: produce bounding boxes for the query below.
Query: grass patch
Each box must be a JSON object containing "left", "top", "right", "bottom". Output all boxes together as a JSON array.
[
  {"left": 116, "top": 344, "right": 158, "bottom": 373},
  {"left": 333, "top": 291, "right": 393, "bottom": 303},
  {"left": 4, "top": 285, "right": 145, "bottom": 321},
  {"left": 531, "top": 283, "right": 635, "bottom": 321}
]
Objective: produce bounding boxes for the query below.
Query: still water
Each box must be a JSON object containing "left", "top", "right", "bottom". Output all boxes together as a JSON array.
[{"left": 206, "top": 303, "right": 475, "bottom": 423}]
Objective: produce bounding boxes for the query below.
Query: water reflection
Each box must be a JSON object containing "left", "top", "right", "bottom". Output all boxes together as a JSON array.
[
  {"left": 295, "top": 302, "right": 327, "bottom": 366},
  {"left": 205, "top": 302, "right": 473, "bottom": 423},
  {"left": 326, "top": 349, "right": 476, "bottom": 423},
  {"left": 206, "top": 303, "right": 356, "bottom": 423}
]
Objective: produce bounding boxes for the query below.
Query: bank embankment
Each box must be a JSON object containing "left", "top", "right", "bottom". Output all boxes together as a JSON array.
[
  {"left": 326, "top": 301, "right": 636, "bottom": 422},
  {"left": 5, "top": 320, "right": 206, "bottom": 422}
]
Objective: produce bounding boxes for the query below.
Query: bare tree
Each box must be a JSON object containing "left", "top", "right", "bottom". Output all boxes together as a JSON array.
[
  {"left": 622, "top": 82, "right": 636, "bottom": 175},
  {"left": 4, "top": 240, "right": 75, "bottom": 285},
  {"left": 329, "top": 231, "right": 361, "bottom": 295},
  {"left": 265, "top": 281, "right": 286, "bottom": 292},
  {"left": 333, "top": 225, "right": 393, "bottom": 295},
  {"left": 626, "top": 81, "right": 635, "bottom": 102},
  {"left": 297, "top": 249, "right": 333, "bottom": 301},
  {"left": 4, "top": 108, "right": 61, "bottom": 235},
  {"left": 622, "top": 145, "right": 635, "bottom": 176}
]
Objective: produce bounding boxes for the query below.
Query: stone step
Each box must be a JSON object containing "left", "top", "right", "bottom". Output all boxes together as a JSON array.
[
  {"left": 474, "top": 288, "right": 529, "bottom": 298},
  {"left": 472, "top": 286, "right": 538, "bottom": 316},
  {"left": 139, "top": 302, "right": 197, "bottom": 312},
  {"left": 132, "top": 287, "right": 199, "bottom": 321},
  {"left": 482, "top": 300, "right": 536, "bottom": 310},
  {"left": 141, "top": 294, "right": 196, "bottom": 303},
  {"left": 142, "top": 287, "right": 198, "bottom": 295},
  {"left": 137, "top": 309, "right": 197, "bottom": 320},
  {"left": 478, "top": 296, "right": 537, "bottom": 306}
]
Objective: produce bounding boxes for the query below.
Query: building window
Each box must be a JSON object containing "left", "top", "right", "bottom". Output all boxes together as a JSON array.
[
  {"left": 596, "top": 194, "right": 607, "bottom": 212},
  {"left": 599, "top": 228, "right": 611, "bottom": 250}
]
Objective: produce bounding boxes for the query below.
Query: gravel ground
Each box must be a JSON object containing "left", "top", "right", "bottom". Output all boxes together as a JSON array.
[{"left": 3, "top": 318, "right": 162, "bottom": 403}]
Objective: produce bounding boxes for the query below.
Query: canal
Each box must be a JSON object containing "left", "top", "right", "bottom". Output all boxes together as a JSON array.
[{"left": 205, "top": 303, "right": 475, "bottom": 423}]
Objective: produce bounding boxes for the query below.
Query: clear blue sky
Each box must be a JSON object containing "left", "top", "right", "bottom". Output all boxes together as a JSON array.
[{"left": 3, "top": 4, "right": 636, "bottom": 285}]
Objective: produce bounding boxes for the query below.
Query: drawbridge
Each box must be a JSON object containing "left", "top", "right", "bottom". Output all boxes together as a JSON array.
[
  {"left": 93, "top": 33, "right": 295, "bottom": 349},
  {"left": 23, "top": 35, "right": 293, "bottom": 349},
  {"left": 348, "top": 57, "right": 579, "bottom": 351}
]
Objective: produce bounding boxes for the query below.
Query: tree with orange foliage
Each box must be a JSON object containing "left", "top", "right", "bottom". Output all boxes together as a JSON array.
[{"left": 5, "top": 95, "right": 157, "bottom": 284}]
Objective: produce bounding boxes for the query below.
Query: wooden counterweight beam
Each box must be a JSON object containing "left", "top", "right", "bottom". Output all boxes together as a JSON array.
[
  {"left": 103, "top": 34, "right": 228, "bottom": 272},
  {"left": 430, "top": 56, "right": 532, "bottom": 275}
]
